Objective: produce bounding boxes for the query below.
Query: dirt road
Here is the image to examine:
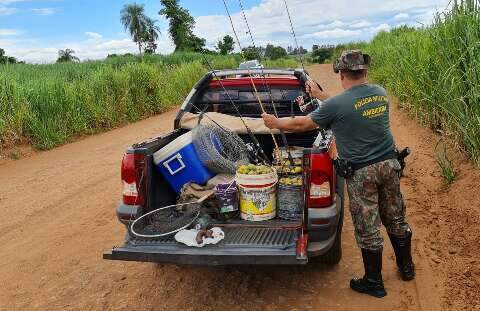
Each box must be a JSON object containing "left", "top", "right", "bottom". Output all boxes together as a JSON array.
[{"left": 1, "top": 64, "right": 478, "bottom": 311}]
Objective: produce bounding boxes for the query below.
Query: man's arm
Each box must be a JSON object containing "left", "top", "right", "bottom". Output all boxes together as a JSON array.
[
  {"left": 306, "top": 80, "right": 331, "bottom": 101},
  {"left": 262, "top": 114, "right": 318, "bottom": 132},
  {"left": 261, "top": 78, "right": 334, "bottom": 132}
]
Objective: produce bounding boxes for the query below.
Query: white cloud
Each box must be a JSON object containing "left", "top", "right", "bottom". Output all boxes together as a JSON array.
[
  {"left": 0, "top": 6, "right": 16, "bottom": 15},
  {"left": 317, "top": 20, "right": 345, "bottom": 30},
  {"left": 350, "top": 20, "right": 372, "bottom": 29},
  {"left": 5, "top": 34, "right": 175, "bottom": 63},
  {"left": 371, "top": 23, "right": 392, "bottom": 32},
  {"left": 0, "top": 0, "right": 26, "bottom": 4},
  {"left": 31, "top": 8, "right": 56, "bottom": 16},
  {"left": 303, "top": 28, "right": 361, "bottom": 39},
  {"left": 5, "top": 0, "right": 450, "bottom": 62},
  {"left": 0, "top": 28, "right": 22, "bottom": 36},
  {"left": 85, "top": 32, "right": 102, "bottom": 39},
  {"left": 193, "top": 0, "right": 449, "bottom": 50},
  {"left": 394, "top": 13, "right": 410, "bottom": 20}
]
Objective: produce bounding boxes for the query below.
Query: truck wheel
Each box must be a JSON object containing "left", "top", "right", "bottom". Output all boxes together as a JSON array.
[
  {"left": 318, "top": 226, "right": 342, "bottom": 265},
  {"left": 312, "top": 204, "right": 344, "bottom": 265}
]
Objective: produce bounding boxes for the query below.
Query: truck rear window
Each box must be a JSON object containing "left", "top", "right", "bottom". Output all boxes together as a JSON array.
[{"left": 195, "top": 86, "right": 305, "bottom": 117}]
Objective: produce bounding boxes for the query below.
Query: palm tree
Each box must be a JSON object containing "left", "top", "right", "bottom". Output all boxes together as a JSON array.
[
  {"left": 56, "top": 49, "right": 80, "bottom": 63},
  {"left": 143, "top": 17, "right": 161, "bottom": 54},
  {"left": 120, "top": 3, "right": 148, "bottom": 55}
]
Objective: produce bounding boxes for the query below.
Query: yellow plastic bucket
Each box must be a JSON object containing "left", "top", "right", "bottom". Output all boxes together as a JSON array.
[{"left": 236, "top": 170, "right": 278, "bottom": 221}]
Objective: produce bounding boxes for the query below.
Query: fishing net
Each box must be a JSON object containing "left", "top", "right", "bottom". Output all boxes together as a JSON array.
[
  {"left": 130, "top": 202, "right": 201, "bottom": 239},
  {"left": 192, "top": 124, "right": 249, "bottom": 174}
]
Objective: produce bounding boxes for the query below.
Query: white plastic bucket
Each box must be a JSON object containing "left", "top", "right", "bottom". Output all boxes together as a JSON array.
[{"left": 236, "top": 170, "right": 278, "bottom": 221}]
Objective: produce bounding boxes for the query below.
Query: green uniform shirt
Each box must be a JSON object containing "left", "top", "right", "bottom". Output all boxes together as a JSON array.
[{"left": 309, "top": 84, "right": 395, "bottom": 163}]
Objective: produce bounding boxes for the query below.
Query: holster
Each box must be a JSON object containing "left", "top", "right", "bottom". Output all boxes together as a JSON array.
[
  {"left": 396, "top": 147, "right": 411, "bottom": 172},
  {"left": 334, "top": 159, "right": 355, "bottom": 179}
]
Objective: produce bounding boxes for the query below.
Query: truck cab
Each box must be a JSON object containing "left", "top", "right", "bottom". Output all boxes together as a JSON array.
[{"left": 104, "top": 68, "right": 344, "bottom": 265}]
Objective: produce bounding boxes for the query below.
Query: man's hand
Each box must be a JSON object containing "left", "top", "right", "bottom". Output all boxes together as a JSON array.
[
  {"left": 262, "top": 113, "right": 279, "bottom": 129},
  {"left": 262, "top": 113, "right": 318, "bottom": 132},
  {"left": 306, "top": 79, "right": 330, "bottom": 101}
]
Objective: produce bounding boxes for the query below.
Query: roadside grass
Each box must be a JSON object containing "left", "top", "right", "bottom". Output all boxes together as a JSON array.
[
  {"left": 334, "top": 0, "right": 480, "bottom": 166},
  {"left": 372, "top": 1, "right": 480, "bottom": 166},
  {"left": 435, "top": 140, "right": 457, "bottom": 186},
  {"left": 0, "top": 53, "right": 298, "bottom": 150}
]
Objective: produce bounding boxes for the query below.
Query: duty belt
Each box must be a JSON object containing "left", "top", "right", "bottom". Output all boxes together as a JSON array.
[{"left": 350, "top": 150, "right": 398, "bottom": 171}]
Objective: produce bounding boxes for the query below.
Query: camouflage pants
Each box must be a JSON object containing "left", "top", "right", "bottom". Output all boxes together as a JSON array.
[{"left": 346, "top": 159, "right": 411, "bottom": 250}]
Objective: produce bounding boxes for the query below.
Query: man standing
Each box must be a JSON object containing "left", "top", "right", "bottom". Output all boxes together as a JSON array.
[{"left": 262, "top": 50, "right": 415, "bottom": 298}]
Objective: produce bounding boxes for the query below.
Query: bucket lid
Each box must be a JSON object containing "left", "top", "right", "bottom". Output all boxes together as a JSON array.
[{"left": 153, "top": 131, "right": 193, "bottom": 165}]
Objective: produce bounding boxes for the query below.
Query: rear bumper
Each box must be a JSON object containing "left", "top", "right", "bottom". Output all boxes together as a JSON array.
[
  {"left": 104, "top": 227, "right": 306, "bottom": 266},
  {"left": 307, "top": 194, "right": 342, "bottom": 252},
  {"left": 103, "top": 245, "right": 306, "bottom": 265}
]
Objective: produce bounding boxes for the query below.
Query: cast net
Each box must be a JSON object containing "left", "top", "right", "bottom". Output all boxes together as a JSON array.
[
  {"left": 130, "top": 202, "right": 201, "bottom": 239},
  {"left": 192, "top": 124, "right": 249, "bottom": 174}
]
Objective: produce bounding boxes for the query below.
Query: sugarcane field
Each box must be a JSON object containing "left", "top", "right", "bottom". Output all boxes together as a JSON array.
[{"left": 1, "top": 0, "right": 480, "bottom": 310}]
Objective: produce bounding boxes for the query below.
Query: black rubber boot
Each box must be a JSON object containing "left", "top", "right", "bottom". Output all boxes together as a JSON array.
[
  {"left": 388, "top": 228, "right": 415, "bottom": 281},
  {"left": 350, "top": 248, "right": 387, "bottom": 298}
]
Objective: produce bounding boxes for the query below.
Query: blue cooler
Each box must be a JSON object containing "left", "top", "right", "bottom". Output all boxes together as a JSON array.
[{"left": 153, "top": 131, "right": 214, "bottom": 194}]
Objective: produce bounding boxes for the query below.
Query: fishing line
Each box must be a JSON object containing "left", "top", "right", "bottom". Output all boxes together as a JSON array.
[
  {"left": 237, "top": 0, "right": 295, "bottom": 166},
  {"left": 282, "top": 0, "right": 306, "bottom": 71},
  {"left": 221, "top": 0, "right": 282, "bottom": 158},
  {"left": 198, "top": 51, "right": 271, "bottom": 164}
]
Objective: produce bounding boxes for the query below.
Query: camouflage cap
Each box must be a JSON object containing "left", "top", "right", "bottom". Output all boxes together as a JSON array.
[{"left": 333, "top": 50, "right": 371, "bottom": 73}]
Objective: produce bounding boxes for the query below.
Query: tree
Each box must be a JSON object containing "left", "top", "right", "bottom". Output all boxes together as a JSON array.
[
  {"left": 311, "top": 47, "right": 334, "bottom": 64},
  {"left": 143, "top": 17, "right": 161, "bottom": 54},
  {"left": 121, "top": 3, "right": 149, "bottom": 55},
  {"left": 264, "top": 44, "right": 287, "bottom": 60},
  {"left": 159, "top": 0, "right": 206, "bottom": 52},
  {"left": 0, "top": 48, "right": 18, "bottom": 64},
  {"left": 216, "top": 35, "right": 235, "bottom": 55},
  {"left": 242, "top": 46, "right": 264, "bottom": 60},
  {"left": 290, "top": 46, "right": 308, "bottom": 55},
  {"left": 56, "top": 49, "right": 80, "bottom": 63}
]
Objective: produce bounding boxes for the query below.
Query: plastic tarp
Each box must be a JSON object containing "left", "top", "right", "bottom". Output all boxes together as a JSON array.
[{"left": 179, "top": 112, "right": 287, "bottom": 134}]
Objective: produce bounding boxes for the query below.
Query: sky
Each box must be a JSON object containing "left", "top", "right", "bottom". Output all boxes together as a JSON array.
[{"left": 0, "top": 0, "right": 450, "bottom": 63}]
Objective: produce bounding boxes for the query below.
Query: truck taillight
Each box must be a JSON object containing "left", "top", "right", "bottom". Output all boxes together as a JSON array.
[
  {"left": 121, "top": 153, "right": 145, "bottom": 206},
  {"left": 310, "top": 172, "right": 331, "bottom": 198},
  {"left": 309, "top": 171, "right": 333, "bottom": 207},
  {"left": 304, "top": 151, "right": 335, "bottom": 208}
]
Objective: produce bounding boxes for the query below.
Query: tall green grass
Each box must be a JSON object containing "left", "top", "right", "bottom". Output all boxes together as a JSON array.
[
  {"left": 0, "top": 53, "right": 297, "bottom": 150},
  {"left": 362, "top": 0, "right": 480, "bottom": 165}
]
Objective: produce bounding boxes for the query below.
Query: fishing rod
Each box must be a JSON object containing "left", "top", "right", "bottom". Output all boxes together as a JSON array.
[
  {"left": 282, "top": 0, "right": 324, "bottom": 106},
  {"left": 221, "top": 0, "right": 282, "bottom": 161},
  {"left": 198, "top": 51, "right": 271, "bottom": 165},
  {"left": 282, "top": 0, "right": 306, "bottom": 71},
  {"left": 237, "top": 0, "right": 295, "bottom": 167}
]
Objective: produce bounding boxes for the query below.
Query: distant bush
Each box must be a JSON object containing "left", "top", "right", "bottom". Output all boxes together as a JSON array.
[
  {"left": 0, "top": 52, "right": 297, "bottom": 149},
  {"left": 311, "top": 48, "right": 334, "bottom": 64}
]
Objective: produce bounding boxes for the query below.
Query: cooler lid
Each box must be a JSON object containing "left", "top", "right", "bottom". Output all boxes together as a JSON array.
[{"left": 153, "top": 131, "right": 193, "bottom": 165}]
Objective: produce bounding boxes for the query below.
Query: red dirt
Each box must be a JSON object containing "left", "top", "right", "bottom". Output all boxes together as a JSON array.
[{"left": 0, "top": 64, "right": 478, "bottom": 311}]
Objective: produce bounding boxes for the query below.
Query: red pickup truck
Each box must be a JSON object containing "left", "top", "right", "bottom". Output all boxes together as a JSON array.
[{"left": 103, "top": 68, "right": 345, "bottom": 265}]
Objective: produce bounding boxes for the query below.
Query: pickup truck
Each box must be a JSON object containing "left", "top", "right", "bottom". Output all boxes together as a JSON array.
[{"left": 103, "top": 68, "right": 345, "bottom": 266}]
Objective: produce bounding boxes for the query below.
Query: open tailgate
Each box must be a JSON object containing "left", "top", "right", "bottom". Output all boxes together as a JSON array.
[{"left": 104, "top": 227, "right": 307, "bottom": 265}]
